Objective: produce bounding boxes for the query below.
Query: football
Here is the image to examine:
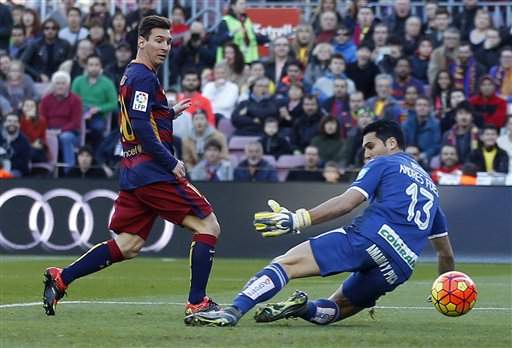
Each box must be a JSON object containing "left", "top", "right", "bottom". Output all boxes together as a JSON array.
[{"left": 431, "top": 271, "right": 478, "bottom": 317}]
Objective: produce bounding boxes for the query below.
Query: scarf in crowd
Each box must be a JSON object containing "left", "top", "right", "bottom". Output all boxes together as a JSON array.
[
  {"left": 445, "top": 125, "right": 479, "bottom": 151},
  {"left": 450, "top": 58, "right": 478, "bottom": 97},
  {"left": 490, "top": 66, "right": 512, "bottom": 97}
]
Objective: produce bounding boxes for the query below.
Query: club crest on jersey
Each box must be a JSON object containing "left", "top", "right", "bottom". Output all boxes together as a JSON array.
[
  {"left": 356, "top": 167, "right": 369, "bottom": 181},
  {"left": 132, "top": 91, "right": 148, "bottom": 112}
]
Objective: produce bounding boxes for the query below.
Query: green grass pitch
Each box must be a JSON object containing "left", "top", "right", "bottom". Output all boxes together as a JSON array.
[{"left": 1, "top": 256, "right": 511, "bottom": 348}]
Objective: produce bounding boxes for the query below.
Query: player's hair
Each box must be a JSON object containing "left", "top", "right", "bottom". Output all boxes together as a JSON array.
[
  {"left": 138, "top": 15, "right": 170, "bottom": 40},
  {"left": 362, "top": 120, "right": 405, "bottom": 150}
]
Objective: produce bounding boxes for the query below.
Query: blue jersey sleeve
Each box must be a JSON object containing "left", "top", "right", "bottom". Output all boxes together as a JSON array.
[
  {"left": 428, "top": 206, "right": 449, "bottom": 239},
  {"left": 349, "top": 157, "right": 387, "bottom": 200},
  {"left": 128, "top": 74, "right": 178, "bottom": 172}
]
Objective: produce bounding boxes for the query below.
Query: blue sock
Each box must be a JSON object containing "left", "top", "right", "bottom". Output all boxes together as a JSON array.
[
  {"left": 188, "top": 234, "right": 217, "bottom": 304},
  {"left": 61, "top": 240, "right": 124, "bottom": 286},
  {"left": 300, "top": 299, "right": 340, "bottom": 325},
  {"left": 233, "top": 263, "right": 289, "bottom": 315}
]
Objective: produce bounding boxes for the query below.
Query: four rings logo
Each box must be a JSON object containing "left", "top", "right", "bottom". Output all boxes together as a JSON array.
[{"left": 0, "top": 188, "right": 174, "bottom": 252}]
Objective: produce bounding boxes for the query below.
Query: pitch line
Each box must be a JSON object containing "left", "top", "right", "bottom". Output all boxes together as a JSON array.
[{"left": 0, "top": 301, "right": 510, "bottom": 311}]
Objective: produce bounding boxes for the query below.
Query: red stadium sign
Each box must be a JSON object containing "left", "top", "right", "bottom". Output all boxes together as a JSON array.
[{"left": 246, "top": 8, "right": 301, "bottom": 57}]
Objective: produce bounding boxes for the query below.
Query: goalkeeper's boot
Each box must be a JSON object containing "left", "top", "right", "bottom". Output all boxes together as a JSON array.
[
  {"left": 42, "top": 267, "right": 67, "bottom": 316},
  {"left": 184, "top": 296, "right": 221, "bottom": 325},
  {"left": 186, "top": 306, "right": 242, "bottom": 327},
  {"left": 254, "top": 290, "right": 308, "bottom": 323}
]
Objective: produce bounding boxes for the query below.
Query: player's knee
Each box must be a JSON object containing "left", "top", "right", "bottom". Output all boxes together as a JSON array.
[
  {"left": 115, "top": 234, "right": 144, "bottom": 259},
  {"left": 202, "top": 214, "right": 221, "bottom": 237}
]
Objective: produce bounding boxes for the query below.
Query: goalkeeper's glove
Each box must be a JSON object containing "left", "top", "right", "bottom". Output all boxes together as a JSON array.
[{"left": 253, "top": 200, "right": 312, "bottom": 238}]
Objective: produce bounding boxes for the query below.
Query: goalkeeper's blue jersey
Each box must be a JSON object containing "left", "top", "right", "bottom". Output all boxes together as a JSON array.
[{"left": 349, "top": 152, "right": 448, "bottom": 274}]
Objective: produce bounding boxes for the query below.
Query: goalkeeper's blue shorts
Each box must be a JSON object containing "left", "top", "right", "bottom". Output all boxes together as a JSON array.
[{"left": 309, "top": 226, "right": 411, "bottom": 308}]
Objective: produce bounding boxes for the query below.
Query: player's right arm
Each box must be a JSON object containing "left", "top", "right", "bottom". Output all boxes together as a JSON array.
[{"left": 429, "top": 207, "right": 455, "bottom": 275}]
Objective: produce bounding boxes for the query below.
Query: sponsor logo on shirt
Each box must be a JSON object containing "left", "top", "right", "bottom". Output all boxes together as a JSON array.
[
  {"left": 132, "top": 91, "right": 149, "bottom": 112},
  {"left": 122, "top": 144, "right": 142, "bottom": 158},
  {"left": 377, "top": 224, "right": 418, "bottom": 270}
]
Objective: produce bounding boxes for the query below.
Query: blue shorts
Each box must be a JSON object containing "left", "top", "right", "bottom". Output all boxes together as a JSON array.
[{"left": 309, "top": 226, "right": 411, "bottom": 308}]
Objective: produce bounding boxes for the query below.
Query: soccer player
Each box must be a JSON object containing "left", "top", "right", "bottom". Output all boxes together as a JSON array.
[
  {"left": 43, "top": 16, "right": 222, "bottom": 322},
  {"left": 186, "top": 120, "right": 455, "bottom": 327}
]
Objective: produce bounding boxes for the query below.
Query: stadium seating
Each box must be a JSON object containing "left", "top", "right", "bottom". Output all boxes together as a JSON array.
[
  {"left": 228, "top": 136, "right": 260, "bottom": 157},
  {"left": 276, "top": 154, "right": 305, "bottom": 181}
]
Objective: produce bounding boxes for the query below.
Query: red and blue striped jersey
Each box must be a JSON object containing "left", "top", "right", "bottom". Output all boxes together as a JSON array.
[{"left": 118, "top": 62, "right": 177, "bottom": 190}]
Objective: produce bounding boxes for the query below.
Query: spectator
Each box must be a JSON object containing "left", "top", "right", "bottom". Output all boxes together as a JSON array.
[
  {"left": 264, "top": 36, "right": 293, "bottom": 85},
  {"left": 190, "top": 139, "right": 233, "bottom": 182},
  {"left": 453, "top": 0, "right": 479, "bottom": 40},
  {"left": 20, "top": 99, "right": 48, "bottom": 165},
  {"left": 59, "top": 38, "right": 95, "bottom": 81},
  {"left": 40, "top": 71, "right": 82, "bottom": 171},
  {"left": 0, "top": 113, "right": 30, "bottom": 177},
  {"left": 170, "top": 5, "right": 189, "bottom": 49},
  {"left": 348, "top": 91, "right": 365, "bottom": 118},
  {"left": 474, "top": 28, "right": 502, "bottom": 71},
  {"left": 108, "top": 12, "right": 128, "bottom": 47},
  {"left": 370, "top": 23, "right": 389, "bottom": 64},
  {"left": 431, "top": 70, "right": 453, "bottom": 118},
  {"left": 384, "top": 0, "right": 412, "bottom": 38},
  {"left": 71, "top": 54, "right": 117, "bottom": 149},
  {"left": 366, "top": 74, "right": 404, "bottom": 124},
  {"left": 215, "top": 0, "right": 267, "bottom": 64},
  {"left": 468, "top": 9, "right": 492, "bottom": 52},
  {"left": 258, "top": 117, "right": 292, "bottom": 159},
  {"left": 276, "top": 83, "right": 303, "bottom": 132},
  {"left": 87, "top": 19, "right": 115, "bottom": 67},
  {"left": 83, "top": 1, "right": 111, "bottom": 30},
  {"left": 469, "top": 75, "right": 507, "bottom": 128},
  {"left": 177, "top": 70, "right": 215, "bottom": 126},
  {"left": 431, "top": 145, "right": 463, "bottom": 184},
  {"left": 497, "top": 116, "right": 512, "bottom": 173},
  {"left": 402, "top": 85, "right": 420, "bottom": 118},
  {"left": 332, "top": 25, "right": 357, "bottom": 64},
  {"left": 0, "top": 60, "right": 36, "bottom": 112},
  {"left": 489, "top": 47, "right": 512, "bottom": 99},
  {"left": 442, "top": 101, "right": 480, "bottom": 163},
  {"left": 105, "top": 41, "right": 133, "bottom": 90},
  {"left": 321, "top": 78, "right": 353, "bottom": 138},
  {"left": 126, "top": 0, "right": 158, "bottom": 33},
  {"left": 59, "top": 7, "right": 88, "bottom": 47},
  {"left": 286, "top": 145, "right": 324, "bottom": 182},
  {"left": 291, "top": 24, "right": 315, "bottom": 68},
  {"left": 346, "top": 44, "right": 380, "bottom": 98},
  {"left": 312, "top": 53, "right": 355, "bottom": 103},
  {"left": 218, "top": 41, "right": 247, "bottom": 88},
  {"left": 203, "top": 62, "right": 239, "bottom": 120},
  {"left": 311, "top": 0, "right": 342, "bottom": 34},
  {"left": 234, "top": 141, "right": 278, "bottom": 182},
  {"left": 67, "top": 145, "right": 107, "bottom": 178},
  {"left": 411, "top": 38, "right": 433, "bottom": 84},
  {"left": 449, "top": 41, "right": 486, "bottom": 97},
  {"left": 240, "top": 60, "right": 275, "bottom": 101},
  {"left": 171, "top": 21, "right": 216, "bottom": 85},
  {"left": 428, "top": 27, "right": 460, "bottom": 84},
  {"left": 275, "top": 60, "right": 311, "bottom": 98},
  {"left": 0, "top": 93, "right": 13, "bottom": 119},
  {"left": 304, "top": 43, "right": 333, "bottom": 85},
  {"left": 232, "top": 76, "right": 278, "bottom": 136},
  {"left": 468, "top": 124, "right": 509, "bottom": 173},
  {"left": 46, "top": 0, "right": 75, "bottom": 29},
  {"left": 405, "top": 144, "right": 430, "bottom": 171},
  {"left": 21, "top": 18, "right": 71, "bottom": 82},
  {"left": 392, "top": 57, "right": 425, "bottom": 101},
  {"left": 402, "top": 16, "right": 422, "bottom": 57},
  {"left": 315, "top": 11, "right": 339, "bottom": 44},
  {"left": 402, "top": 96, "right": 441, "bottom": 161},
  {"left": 21, "top": 8, "right": 41, "bottom": 43},
  {"left": 291, "top": 95, "right": 324, "bottom": 153},
  {"left": 10, "top": 4, "right": 23, "bottom": 27},
  {"left": 353, "top": 7, "right": 375, "bottom": 46},
  {"left": 311, "top": 116, "right": 345, "bottom": 163},
  {"left": 182, "top": 109, "right": 228, "bottom": 171},
  {"left": 440, "top": 89, "right": 475, "bottom": 133},
  {"left": 9, "top": 25, "right": 28, "bottom": 59},
  {"left": 0, "top": 2, "right": 13, "bottom": 52},
  {"left": 322, "top": 161, "right": 341, "bottom": 183},
  {"left": 427, "top": 7, "right": 451, "bottom": 48},
  {"left": 377, "top": 36, "right": 404, "bottom": 75}
]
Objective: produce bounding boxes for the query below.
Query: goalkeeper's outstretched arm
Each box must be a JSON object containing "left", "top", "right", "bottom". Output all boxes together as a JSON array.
[{"left": 308, "top": 188, "right": 366, "bottom": 225}]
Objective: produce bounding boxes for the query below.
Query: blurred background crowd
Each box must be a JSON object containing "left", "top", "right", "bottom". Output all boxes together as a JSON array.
[{"left": 0, "top": 0, "right": 511, "bottom": 185}]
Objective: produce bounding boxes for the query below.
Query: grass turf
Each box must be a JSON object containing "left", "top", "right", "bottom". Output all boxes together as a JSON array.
[{"left": 0, "top": 256, "right": 511, "bottom": 348}]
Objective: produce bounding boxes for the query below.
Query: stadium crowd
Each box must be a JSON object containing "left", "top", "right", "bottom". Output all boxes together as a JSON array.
[{"left": 0, "top": 0, "right": 511, "bottom": 185}]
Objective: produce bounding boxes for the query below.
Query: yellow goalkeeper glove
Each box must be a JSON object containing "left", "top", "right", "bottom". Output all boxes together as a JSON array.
[{"left": 253, "top": 200, "right": 311, "bottom": 238}]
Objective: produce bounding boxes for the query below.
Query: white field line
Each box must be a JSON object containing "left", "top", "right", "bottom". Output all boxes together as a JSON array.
[{"left": 0, "top": 300, "right": 510, "bottom": 311}]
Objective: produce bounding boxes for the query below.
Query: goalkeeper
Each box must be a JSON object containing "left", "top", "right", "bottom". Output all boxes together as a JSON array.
[{"left": 187, "top": 120, "right": 455, "bottom": 327}]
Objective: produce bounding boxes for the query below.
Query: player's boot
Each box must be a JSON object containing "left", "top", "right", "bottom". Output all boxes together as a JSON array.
[
  {"left": 184, "top": 296, "right": 221, "bottom": 325},
  {"left": 254, "top": 290, "right": 308, "bottom": 323},
  {"left": 186, "top": 306, "right": 242, "bottom": 327},
  {"left": 42, "top": 267, "right": 67, "bottom": 316}
]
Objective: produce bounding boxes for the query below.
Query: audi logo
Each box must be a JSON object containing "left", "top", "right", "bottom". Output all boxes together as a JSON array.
[{"left": 0, "top": 188, "right": 174, "bottom": 252}]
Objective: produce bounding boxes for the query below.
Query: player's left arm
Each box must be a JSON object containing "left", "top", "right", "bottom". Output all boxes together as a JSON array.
[{"left": 429, "top": 207, "right": 455, "bottom": 275}]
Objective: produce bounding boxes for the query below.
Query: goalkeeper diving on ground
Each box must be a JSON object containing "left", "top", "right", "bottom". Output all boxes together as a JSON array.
[{"left": 186, "top": 120, "right": 456, "bottom": 327}]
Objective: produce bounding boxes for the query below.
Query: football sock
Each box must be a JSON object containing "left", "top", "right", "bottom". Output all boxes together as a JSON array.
[
  {"left": 61, "top": 239, "right": 124, "bottom": 286},
  {"left": 232, "top": 263, "right": 289, "bottom": 315},
  {"left": 300, "top": 299, "right": 340, "bottom": 325},
  {"left": 188, "top": 233, "right": 217, "bottom": 304}
]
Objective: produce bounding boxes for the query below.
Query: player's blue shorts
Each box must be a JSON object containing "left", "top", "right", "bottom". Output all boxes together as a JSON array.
[{"left": 309, "top": 225, "right": 412, "bottom": 308}]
